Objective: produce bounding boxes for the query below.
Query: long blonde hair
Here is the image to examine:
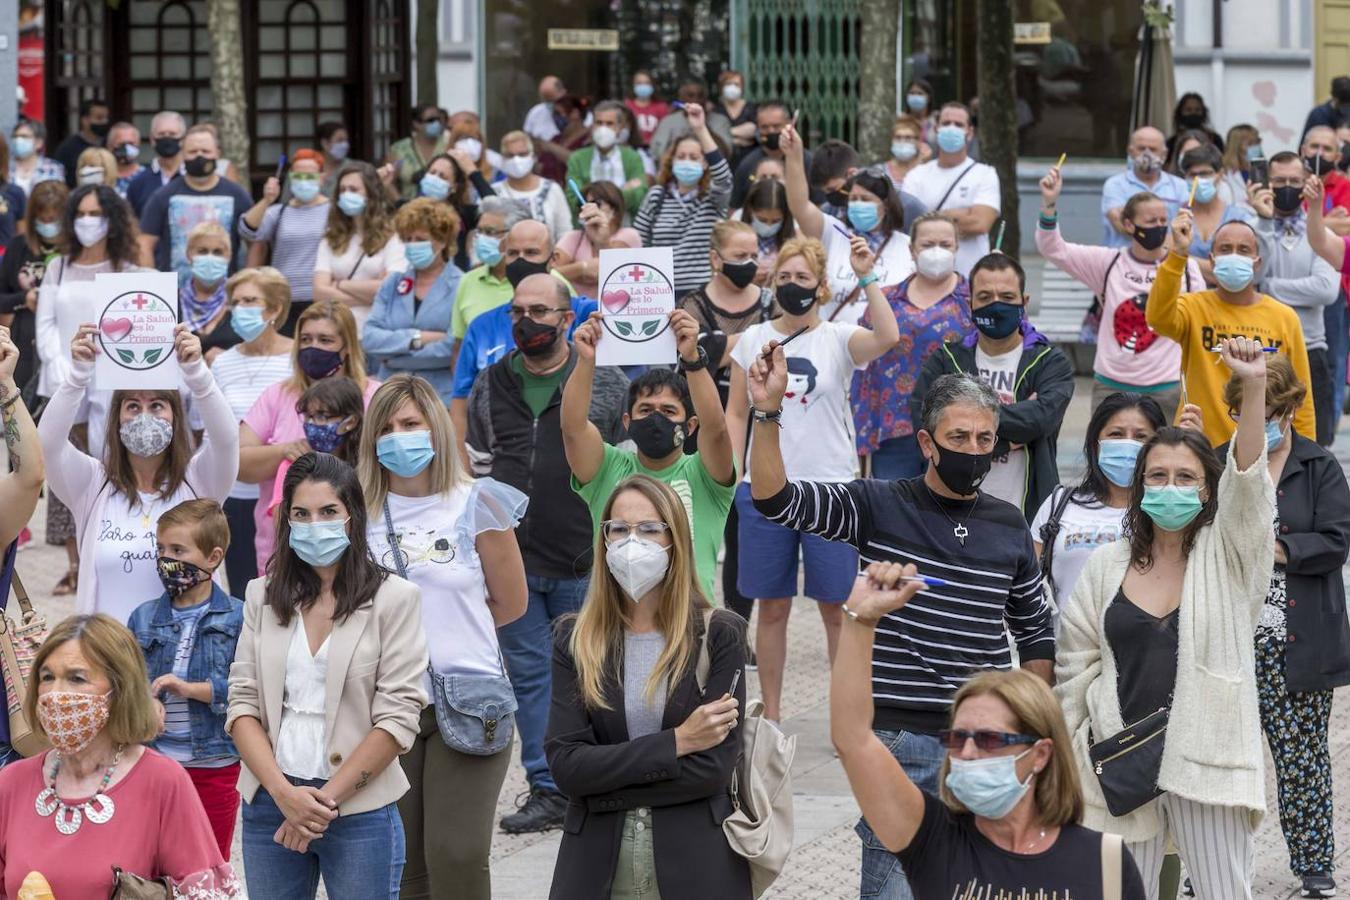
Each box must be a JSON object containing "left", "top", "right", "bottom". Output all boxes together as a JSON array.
[
  {"left": 357, "top": 373, "right": 470, "bottom": 512},
  {"left": 284, "top": 300, "right": 368, "bottom": 394},
  {"left": 569, "top": 475, "right": 710, "bottom": 710}
]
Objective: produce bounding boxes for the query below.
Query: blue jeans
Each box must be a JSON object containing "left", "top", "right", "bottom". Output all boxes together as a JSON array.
[
  {"left": 869, "top": 435, "right": 925, "bottom": 481},
  {"left": 498, "top": 572, "right": 590, "bottom": 793},
  {"left": 241, "top": 781, "right": 405, "bottom": 900},
  {"left": 1325, "top": 293, "right": 1348, "bottom": 422},
  {"left": 856, "top": 729, "right": 945, "bottom": 899}
]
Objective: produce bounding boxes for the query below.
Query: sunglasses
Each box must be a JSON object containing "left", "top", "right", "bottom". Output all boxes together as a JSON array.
[{"left": 937, "top": 729, "right": 1039, "bottom": 752}]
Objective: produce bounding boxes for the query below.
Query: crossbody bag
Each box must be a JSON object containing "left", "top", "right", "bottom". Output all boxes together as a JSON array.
[{"left": 1088, "top": 705, "right": 1169, "bottom": 817}]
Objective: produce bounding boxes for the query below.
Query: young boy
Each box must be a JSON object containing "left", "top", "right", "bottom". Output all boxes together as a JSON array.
[{"left": 127, "top": 498, "right": 243, "bottom": 860}]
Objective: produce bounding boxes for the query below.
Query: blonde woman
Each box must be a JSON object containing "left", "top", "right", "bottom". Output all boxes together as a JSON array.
[
  {"left": 180, "top": 221, "right": 234, "bottom": 357},
  {"left": 546, "top": 474, "right": 750, "bottom": 899},
  {"left": 74, "top": 146, "right": 118, "bottom": 188},
  {"left": 357, "top": 373, "right": 527, "bottom": 900},
  {"left": 312, "top": 161, "right": 407, "bottom": 331}
]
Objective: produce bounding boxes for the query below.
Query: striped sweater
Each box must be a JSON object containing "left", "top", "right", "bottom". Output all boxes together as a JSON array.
[
  {"left": 634, "top": 151, "right": 733, "bottom": 292},
  {"left": 754, "top": 475, "right": 1054, "bottom": 734}
]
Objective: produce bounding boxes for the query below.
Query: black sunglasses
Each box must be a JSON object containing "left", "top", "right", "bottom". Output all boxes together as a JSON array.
[{"left": 937, "top": 729, "right": 1039, "bottom": 752}]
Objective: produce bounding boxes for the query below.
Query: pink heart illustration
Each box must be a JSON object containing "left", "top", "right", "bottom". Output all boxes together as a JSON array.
[
  {"left": 1252, "top": 81, "right": 1277, "bottom": 108},
  {"left": 601, "top": 290, "right": 631, "bottom": 314},
  {"left": 101, "top": 317, "right": 133, "bottom": 342}
]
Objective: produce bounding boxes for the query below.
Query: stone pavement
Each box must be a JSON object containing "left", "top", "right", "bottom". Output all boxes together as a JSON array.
[{"left": 14, "top": 374, "right": 1350, "bottom": 898}]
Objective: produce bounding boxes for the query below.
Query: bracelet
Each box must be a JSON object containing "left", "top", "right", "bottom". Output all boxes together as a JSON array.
[
  {"left": 841, "top": 604, "right": 878, "bottom": 626},
  {"left": 0, "top": 392, "right": 18, "bottom": 411},
  {"left": 856, "top": 273, "right": 879, "bottom": 289},
  {"left": 751, "top": 408, "right": 783, "bottom": 427},
  {"left": 1038, "top": 211, "right": 1058, "bottom": 228}
]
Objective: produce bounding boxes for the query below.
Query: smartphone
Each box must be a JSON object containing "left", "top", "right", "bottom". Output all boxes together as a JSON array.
[{"left": 1250, "top": 157, "right": 1269, "bottom": 188}]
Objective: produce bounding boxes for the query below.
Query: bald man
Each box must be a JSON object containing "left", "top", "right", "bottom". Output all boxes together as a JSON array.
[
  {"left": 1101, "top": 126, "right": 1190, "bottom": 248},
  {"left": 523, "top": 75, "right": 568, "bottom": 142}
]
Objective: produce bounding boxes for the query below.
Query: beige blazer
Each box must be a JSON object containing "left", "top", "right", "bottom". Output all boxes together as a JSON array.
[{"left": 226, "top": 574, "right": 429, "bottom": 816}]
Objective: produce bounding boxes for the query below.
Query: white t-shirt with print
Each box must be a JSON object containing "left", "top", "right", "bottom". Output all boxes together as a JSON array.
[
  {"left": 94, "top": 491, "right": 176, "bottom": 623},
  {"left": 1030, "top": 492, "right": 1127, "bottom": 627},
  {"left": 975, "top": 344, "right": 1025, "bottom": 508},
  {"left": 314, "top": 232, "right": 408, "bottom": 331},
  {"left": 904, "top": 159, "right": 1001, "bottom": 276},
  {"left": 731, "top": 320, "right": 863, "bottom": 483},
  {"left": 819, "top": 213, "right": 914, "bottom": 325}
]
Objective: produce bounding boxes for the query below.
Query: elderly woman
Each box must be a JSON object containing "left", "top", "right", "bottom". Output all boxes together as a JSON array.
[
  {"left": 312, "top": 161, "right": 407, "bottom": 331},
  {"left": 74, "top": 147, "right": 117, "bottom": 189},
  {"left": 0, "top": 614, "right": 239, "bottom": 896},
  {"left": 449, "top": 196, "right": 528, "bottom": 343},
  {"left": 181, "top": 220, "right": 235, "bottom": 360}
]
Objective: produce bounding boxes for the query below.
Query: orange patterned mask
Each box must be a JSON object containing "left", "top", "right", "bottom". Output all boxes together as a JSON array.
[{"left": 37, "top": 691, "right": 111, "bottom": 755}]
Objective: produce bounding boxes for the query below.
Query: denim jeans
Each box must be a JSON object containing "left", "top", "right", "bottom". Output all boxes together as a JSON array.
[
  {"left": 498, "top": 572, "right": 590, "bottom": 792},
  {"left": 1324, "top": 293, "right": 1348, "bottom": 424},
  {"left": 241, "top": 781, "right": 405, "bottom": 900},
  {"left": 869, "top": 435, "right": 925, "bottom": 481},
  {"left": 856, "top": 729, "right": 945, "bottom": 899}
]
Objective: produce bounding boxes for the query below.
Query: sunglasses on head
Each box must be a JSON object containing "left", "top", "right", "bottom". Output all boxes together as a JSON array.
[{"left": 937, "top": 729, "right": 1040, "bottom": 752}]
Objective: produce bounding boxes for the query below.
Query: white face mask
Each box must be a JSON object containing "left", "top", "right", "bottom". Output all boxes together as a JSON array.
[
  {"left": 454, "top": 137, "right": 483, "bottom": 163},
  {"left": 916, "top": 245, "right": 956, "bottom": 280},
  {"left": 592, "top": 126, "right": 618, "bottom": 150},
  {"left": 605, "top": 536, "right": 671, "bottom": 602},
  {"left": 722, "top": 84, "right": 743, "bottom": 102},
  {"left": 502, "top": 154, "right": 535, "bottom": 179},
  {"left": 74, "top": 215, "right": 109, "bottom": 248}
]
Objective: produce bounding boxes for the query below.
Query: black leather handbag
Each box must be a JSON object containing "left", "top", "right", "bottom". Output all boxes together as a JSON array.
[{"left": 1088, "top": 706, "right": 1169, "bottom": 817}]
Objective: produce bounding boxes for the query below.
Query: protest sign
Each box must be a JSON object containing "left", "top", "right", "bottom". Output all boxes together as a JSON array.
[
  {"left": 595, "top": 247, "right": 677, "bottom": 367},
  {"left": 92, "top": 272, "right": 180, "bottom": 390}
]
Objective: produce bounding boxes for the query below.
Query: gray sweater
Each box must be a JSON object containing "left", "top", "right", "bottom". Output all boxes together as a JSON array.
[
  {"left": 1256, "top": 213, "right": 1340, "bottom": 350},
  {"left": 238, "top": 200, "right": 331, "bottom": 304}
]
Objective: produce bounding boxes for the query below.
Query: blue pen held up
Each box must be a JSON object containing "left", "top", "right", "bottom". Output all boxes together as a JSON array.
[{"left": 566, "top": 178, "right": 587, "bottom": 207}]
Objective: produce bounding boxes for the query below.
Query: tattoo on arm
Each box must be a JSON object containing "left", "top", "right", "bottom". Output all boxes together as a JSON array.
[
  {"left": 355, "top": 770, "right": 372, "bottom": 791},
  {"left": 0, "top": 385, "right": 20, "bottom": 474}
]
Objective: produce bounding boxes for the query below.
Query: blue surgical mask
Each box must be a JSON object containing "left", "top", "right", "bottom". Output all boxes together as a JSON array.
[
  {"left": 1246, "top": 144, "right": 1264, "bottom": 162},
  {"left": 1265, "top": 418, "right": 1285, "bottom": 451},
  {"left": 1097, "top": 439, "right": 1143, "bottom": 488},
  {"left": 289, "top": 177, "right": 321, "bottom": 202},
  {"left": 420, "top": 172, "right": 450, "bottom": 200},
  {"left": 337, "top": 192, "right": 367, "bottom": 217},
  {"left": 288, "top": 519, "right": 351, "bottom": 567},
  {"left": 303, "top": 419, "right": 348, "bottom": 453},
  {"left": 672, "top": 160, "right": 705, "bottom": 186},
  {"left": 190, "top": 254, "right": 228, "bottom": 285},
  {"left": 474, "top": 233, "right": 503, "bottom": 266},
  {"left": 10, "top": 137, "right": 34, "bottom": 159},
  {"left": 634, "top": 83, "right": 654, "bottom": 100},
  {"left": 972, "top": 301, "right": 1024, "bottom": 340},
  {"left": 231, "top": 306, "right": 269, "bottom": 342},
  {"left": 751, "top": 216, "right": 782, "bottom": 238},
  {"left": 423, "top": 120, "right": 444, "bottom": 139},
  {"left": 405, "top": 241, "right": 437, "bottom": 270},
  {"left": 937, "top": 125, "right": 968, "bottom": 154},
  {"left": 1140, "top": 484, "right": 1204, "bottom": 531},
  {"left": 34, "top": 220, "right": 60, "bottom": 241},
  {"left": 846, "top": 201, "right": 881, "bottom": 232},
  {"left": 1212, "top": 254, "right": 1255, "bottom": 292},
  {"left": 945, "top": 748, "right": 1035, "bottom": 819},
  {"left": 1193, "top": 177, "right": 1217, "bottom": 205},
  {"left": 891, "top": 140, "right": 918, "bottom": 162},
  {"left": 905, "top": 94, "right": 928, "bottom": 113},
  {"left": 377, "top": 430, "right": 436, "bottom": 477}
]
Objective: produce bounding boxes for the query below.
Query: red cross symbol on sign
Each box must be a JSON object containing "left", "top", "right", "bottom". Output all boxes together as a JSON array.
[
  {"left": 626, "top": 265, "right": 645, "bottom": 281},
  {"left": 129, "top": 294, "right": 150, "bottom": 310}
]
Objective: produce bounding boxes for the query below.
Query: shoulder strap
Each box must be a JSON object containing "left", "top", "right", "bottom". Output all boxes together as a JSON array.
[
  {"left": 831, "top": 232, "right": 895, "bottom": 321},
  {"left": 1102, "top": 251, "right": 1122, "bottom": 297},
  {"left": 694, "top": 609, "right": 713, "bottom": 694},
  {"left": 933, "top": 161, "right": 977, "bottom": 212},
  {"left": 1038, "top": 485, "right": 1075, "bottom": 587},
  {"left": 381, "top": 499, "right": 407, "bottom": 579},
  {"left": 1101, "top": 831, "right": 1123, "bottom": 900}
]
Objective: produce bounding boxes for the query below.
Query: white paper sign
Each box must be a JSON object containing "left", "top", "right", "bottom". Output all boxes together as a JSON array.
[
  {"left": 595, "top": 247, "right": 677, "bottom": 367},
  {"left": 92, "top": 272, "right": 181, "bottom": 390}
]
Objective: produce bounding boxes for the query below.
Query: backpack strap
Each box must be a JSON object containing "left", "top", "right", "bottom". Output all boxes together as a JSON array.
[
  {"left": 1101, "top": 832, "right": 1123, "bottom": 900},
  {"left": 1101, "top": 251, "right": 1122, "bottom": 298},
  {"left": 1038, "top": 485, "right": 1076, "bottom": 596}
]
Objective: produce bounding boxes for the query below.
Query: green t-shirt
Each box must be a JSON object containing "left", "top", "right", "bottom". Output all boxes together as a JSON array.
[
  {"left": 510, "top": 354, "right": 568, "bottom": 417},
  {"left": 572, "top": 443, "right": 735, "bottom": 601}
]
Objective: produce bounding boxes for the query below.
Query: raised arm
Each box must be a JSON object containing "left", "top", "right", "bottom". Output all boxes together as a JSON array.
[
  {"left": 560, "top": 312, "right": 608, "bottom": 486},
  {"left": 175, "top": 326, "right": 240, "bottom": 499},
  {"left": 36, "top": 324, "right": 103, "bottom": 511},
  {"left": 0, "top": 334, "right": 43, "bottom": 548},
  {"left": 240, "top": 178, "right": 282, "bottom": 233},
  {"left": 846, "top": 236, "right": 902, "bottom": 365},
  {"left": 1304, "top": 176, "right": 1347, "bottom": 272},
  {"left": 1144, "top": 208, "right": 1193, "bottom": 342},
  {"left": 672, "top": 309, "right": 734, "bottom": 485},
  {"left": 1224, "top": 337, "right": 1268, "bottom": 474},
  {"left": 781, "top": 123, "right": 823, "bottom": 239}
]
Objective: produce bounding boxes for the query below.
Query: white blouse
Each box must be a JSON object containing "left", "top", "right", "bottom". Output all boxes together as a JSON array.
[{"left": 274, "top": 618, "right": 332, "bottom": 780}]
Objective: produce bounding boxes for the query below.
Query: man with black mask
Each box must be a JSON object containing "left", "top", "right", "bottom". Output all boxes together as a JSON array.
[
  {"left": 729, "top": 100, "right": 810, "bottom": 208},
  {"left": 126, "top": 110, "right": 187, "bottom": 216},
  {"left": 53, "top": 97, "right": 110, "bottom": 187},
  {"left": 465, "top": 272, "right": 628, "bottom": 835},
  {"left": 746, "top": 357, "right": 1053, "bottom": 900},
  {"left": 563, "top": 307, "right": 736, "bottom": 601},
  {"left": 1250, "top": 151, "right": 1340, "bottom": 445},
  {"left": 912, "top": 253, "right": 1075, "bottom": 519}
]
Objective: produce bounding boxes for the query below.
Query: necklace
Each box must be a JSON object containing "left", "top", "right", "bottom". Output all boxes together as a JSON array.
[
  {"left": 35, "top": 744, "right": 125, "bottom": 835},
  {"left": 926, "top": 483, "right": 978, "bottom": 545}
]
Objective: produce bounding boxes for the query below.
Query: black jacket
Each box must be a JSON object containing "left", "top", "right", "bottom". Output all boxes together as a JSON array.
[
  {"left": 911, "top": 322, "right": 1076, "bottom": 523},
  {"left": 1218, "top": 433, "right": 1350, "bottom": 692},
  {"left": 0, "top": 235, "right": 48, "bottom": 395},
  {"left": 546, "top": 610, "right": 751, "bottom": 900}
]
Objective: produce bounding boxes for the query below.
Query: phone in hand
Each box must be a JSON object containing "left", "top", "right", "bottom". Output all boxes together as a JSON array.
[{"left": 1250, "top": 157, "right": 1269, "bottom": 188}]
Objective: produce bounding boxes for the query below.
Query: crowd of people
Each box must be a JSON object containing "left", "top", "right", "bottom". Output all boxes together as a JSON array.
[{"left": 0, "top": 68, "right": 1340, "bottom": 900}]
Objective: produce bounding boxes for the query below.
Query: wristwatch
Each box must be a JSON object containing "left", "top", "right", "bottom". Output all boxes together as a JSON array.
[
  {"left": 409, "top": 334, "right": 424, "bottom": 351},
  {"left": 679, "top": 346, "right": 710, "bottom": 372}
]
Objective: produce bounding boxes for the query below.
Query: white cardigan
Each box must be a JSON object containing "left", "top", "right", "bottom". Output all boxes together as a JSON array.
[{"left": 1055, "top": 448, "right": 1274, "bottom": 842}]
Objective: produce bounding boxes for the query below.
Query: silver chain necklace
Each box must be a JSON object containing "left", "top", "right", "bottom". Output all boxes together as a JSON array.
[
  {"left": 35, "top": 744, "right": 124, "bottom": 835},
  {"left": 926, "top": 483, "right": 979, "bottom": 546}
]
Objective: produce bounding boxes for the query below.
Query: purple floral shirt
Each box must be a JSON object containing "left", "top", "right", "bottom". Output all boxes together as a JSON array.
[{"left": 852, "top": 275, "right": 971, "bottom": 452}]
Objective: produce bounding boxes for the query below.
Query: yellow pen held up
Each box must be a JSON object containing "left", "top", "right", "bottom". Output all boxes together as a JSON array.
[{"left": 1055, "top": 152, "right": 1067, "bottom": 171}]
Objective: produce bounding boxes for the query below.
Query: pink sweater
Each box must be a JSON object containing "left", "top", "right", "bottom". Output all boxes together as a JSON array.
[{"left": 1036, "top": 224, "right": 1203, "bottom": 387}]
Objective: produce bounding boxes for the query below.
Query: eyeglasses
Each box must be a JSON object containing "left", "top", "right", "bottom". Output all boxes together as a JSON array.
[
  {"left": 601, "top": 520, "right": 670, "bottom": 543},
  {"left": 478, "top": 226, "right": 508, "bottom": 238},
  {"left": 508, "top": 305, "right": 570, "bottom": 323},
  {"left": 420, "top": 117, "right": 442, "bottom": 126},
  {"left": 936, "top": 729, "right": 1040, "bottom": 752},
  {"left": 1142, "top": 471, "right": 1201, "bottom": 488}
]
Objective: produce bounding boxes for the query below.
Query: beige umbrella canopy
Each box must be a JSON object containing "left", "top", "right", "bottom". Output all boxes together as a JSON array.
[{"left": 1131, "top": 1, "right": 1177, "bottom": 134}]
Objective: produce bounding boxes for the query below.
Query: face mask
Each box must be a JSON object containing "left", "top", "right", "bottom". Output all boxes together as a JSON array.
[
  {"left": 377, "top": 430, "right": 436, "bottom": 477},
  {"left": 191, "top": 254, "right": 228, "bottom": 285},
  {"left": 972, "top": 301, "right": 1024, "bottom": 340},
  {"left": 719, "top": 257, "right": 759, "bottom": 290},
  {"left": 503, "top": 154, "right": 535, "bottom": 179},
  {"left": 1141, "top": 484, "right": 1204, "bottom": 531},
  {"left": 74, "top": 215, "right": 109, "bottom": 248},
  {"left": 1265, "top": 418, "right": 1286, "bottom": 451},
  {"left": 506, "top": 257, "right": 551, "bottom": 288},
  {"left": 1212, "top": 254, "right": 1255, "bottom": 292},
  {"left": 10, "top": 137, "right": 34, "bottom": 159},
  {"left": 916, "top": 246, "right": 956, "bottom": 280},
  {"left": 672, "top": 160, "right": 705, "bottom": 186},
  {"left": 776, "top": 282, "right": 818, "bottom": 316},
  {"left": 512, "top": 317, "right": 561, "bottom": 357},
  {"left": 474, "top": 233, "right": 503, "bottom": 266},
  {"left": 605, "top": 535, "right": 671, "bottom": 601},
  {"left": 1097, "top": 439, "right": 1143, "bottom": 488},
  {"left": 90, "top": 121, "right": 111, "bottom": 139},
  {"left": 337, "top": 191, "right": 367, "bottom": 217},
  {"left": 1273, "top": 186, "right": 1303, "bottom": 215},
  {"left": 629, "top": 413, "right": 686, "bottom": 459},
  {"left": 930, "top": 440, "right": 992, "bottom": 496},
  {"left": 328, "top": 140, "right": 350, "bottom": 161},
  {"left": 1132, "top": 223, "right": 1169, "bottom": 251},
  {"left": 722, "top": 84, "right": 743, "bottom": 102},
  {"left": 1177, "top": 112, "right": 1205, "bottom": 129},
  {"left": 288, "top": 519, "right": 351, "bottom": 567},
  {"left": 38, "top": 691, "right": 112, "bottom": 756},
  {"left": 945, "top": 748, "right": 1035, "bottom": 819},
  {"left": 423, "top": 120, "right": 444, "bottom": 139},
  {"left": 454, "top": 138, "right": 483, "bottom": 162},
  {"left": 405, "top": 240, "right": 437, "bottom": 270},
  {"left": 761, "top": 132, "right": 782, "bottom": 152},
  {"left": 156, "top": 556, "right": 212, "bottom": 598},
  {"left": 937, "top": 125, "right": 968, "bottom": 154},
  {"left": 231, "top": 306, "right": 269, "bottom": 342},
  {"left": 1246, "top": 144, "right": 1264, "bottom": 162},
  {"left": 751, "top": 216, "right": 782, "bottom": 238},
  {"left": 297, "top": 346, "right": 344, "bottom": 379},
  {"left": 634, "top": 83, "right": 654, "bottom": 100},
  {"left": 119, "top": 412, "right": 173, "bottom": 457},
  {"left": 420, "top": 172, "right": 450, "bottom": 200},
  {"left": 34, "top": 220, "right": 61, "bottom": 242},
  {"left": 1305, "top": 155, "right": 1332, "bottom": 178},
  {"left": 592, "top": 126, "right": 618, "bottom": 150},
  {"left": 77, "top": 167, "right": 106, "bottom": 186},
  {"left": 184, "top": 155, "right": 215, "bottom": 178},
  {"left": 289, "top": 177, "right": 321, "bottom": 202},
  {"left": 1130, "top": 151, "right": 1161, "bottom": 175},
  {"left": 303, "top": 419, "right": 349, "bottom": 453},
  {"left": 154, "top": 136, "right": 181, "bottom": 159},
  {"left": 891, "top": 140, "right": 918, "bottom": 161},
  {"left": 906, "top": 94, "right": 928, "bottom": 113},
  {"left": 114, "top": 143, "right": 139, "bottom": 164},
  {"left": 847, "top": 201, "right": 881, "bottom": 232},
  {"left": 1192, "top": 177, "right": 1217, "bottom": 205}
]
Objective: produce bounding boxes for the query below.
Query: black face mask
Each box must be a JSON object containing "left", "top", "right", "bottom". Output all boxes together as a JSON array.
[
  {"left": 628, "top": 413, "right": 686, "bottom": 459},
  {"left": 1305, "top": 155, "right": 1332, "bottom": 178},
  {"left": 89, "top": 121, "right": 111, "bottom": 139},
  {"left": 184, "top": 155, "right": 216, "bottom": 178},
  {"left": 1273, "top": 185, "right": 1304, "bottom": 215},
  {"left": 512, "top": 317, "right": 560, "bottom": 357},
  {"left": 929, "top": 440, "right": 992, "bottom": 496},
  {"left": 775, "top": 282, "right": 817, "bottom": 316},
  {"left": 506, "top": 257, "right": 550, "bottom": 288},
  {"left": 719, "top": 258, "right": 758, "bottom": 290},
  {"left": 1132, "top": 223, "right": 1169, "bottom": 251},
  {"left": 761, "top": 132, "right": 781, "bottom": 152},
  {"left": 1177, "top": 112, "right": 1205, "bottom": 129},
  {"left": 825, "top": 190, "right": 848, "bottom": 208},
  {"left": 155, "top": 136, "right": 182, "bottom": 159}
]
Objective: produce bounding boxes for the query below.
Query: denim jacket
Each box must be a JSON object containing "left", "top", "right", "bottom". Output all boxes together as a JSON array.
[{"left": 128, "top": 584, "right": 243, "bottom": 760}]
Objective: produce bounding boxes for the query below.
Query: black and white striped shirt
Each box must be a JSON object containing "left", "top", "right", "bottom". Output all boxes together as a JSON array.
[
  {"left": 634, "top": 151, "right": 733, "bottom": 293},
  {"left": 755, "top": 475, "right": 1054, "bottom": 734}
]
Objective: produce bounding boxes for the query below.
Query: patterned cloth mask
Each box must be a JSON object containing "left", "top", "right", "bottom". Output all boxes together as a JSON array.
[
  {"left": 156, "top": 556, "right": 212, "bottom": 598},
  {"left": 119, "top": 413, "right": 173, "bottom": 458},
  {"left": 38, "top": 691, "right": 112, "bottom": 756}
]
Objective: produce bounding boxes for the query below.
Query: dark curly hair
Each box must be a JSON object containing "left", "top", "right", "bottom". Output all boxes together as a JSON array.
[
  {"left": 1123, "top": 426, "right": 1223, "bottom": 570},
  {"left": 62, "top": 184, "right": 141, "bottom": 270},
  {"left": 1072, "top": 392, "right": 1167, "bottom": 506}
]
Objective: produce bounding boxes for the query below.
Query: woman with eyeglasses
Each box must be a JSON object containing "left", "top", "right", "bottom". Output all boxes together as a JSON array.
[
  {"left": 1057, "top": 339, "right": 1275, "bottom": 899},
  {"left": 832, "top": 569, "right": 1146, "bottom": 899},
  {"left": 546, "top": 474, "right": 750, "bottom": 899},
  {"left": 312, "top": 162, "right": 408, "bottom": 332}
]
